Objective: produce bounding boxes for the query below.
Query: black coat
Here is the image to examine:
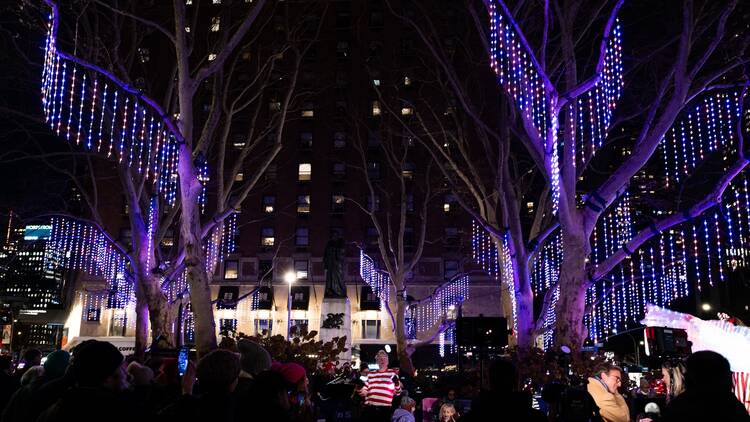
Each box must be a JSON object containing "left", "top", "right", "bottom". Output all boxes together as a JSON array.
[{"left": 662, "top": 390, "right": 750, "bottom": 422}]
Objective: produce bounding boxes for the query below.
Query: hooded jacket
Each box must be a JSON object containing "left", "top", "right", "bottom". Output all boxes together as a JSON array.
[{"left": 586, "top": 377, "right": 629, "bottom": 422}]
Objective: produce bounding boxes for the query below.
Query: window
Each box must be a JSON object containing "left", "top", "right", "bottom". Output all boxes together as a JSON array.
[
  {"left": 298, "top": 163, "right": 312, "bottom": 181},
  {"left": 369, "top": 10, "right": 384, "bottom": 28},
  {"left": 269, "top": 98, "right": 281, "bottom": 112},
  {"left": 300, "top": 132, "right": 313, "bottom": 149},
  {"left": 444, "top": 260, "right": 459, "bottom": 280},
  {"left": 219, "top": 319, "right": 237, "bottom": 335},
  {"left": 368, "top": 41, "right": 383, "bottom": 59},
  {"left": 137, "top": 48, "right": 150, "bottom": 63},
  {"left": 263, "top": 196, "right": 275, "bottom": 213},
  {"left": 336, "top": 41, "right": 350, "bottom": 59},
  {"left": 444, "top": 194, "right": 456, "bottom": 213},
  {"left": 333, "top": 162, "right": 346, "bottom": 177},
  {"left": 261, "top": 228, "right": 275, "bottom": 247},
  {"left": 368, "top": 131, "right": 381, "bottom": 147},
  {"left": 224, "top": 260, "right": 239, "bottom": 279},
  {"left": 291, "top": 286, "right": 310, "bottom": 310},
  {"left": 296, "top": 227, "right": 309, "bottom": 247},
  {"left": 331, "top": 194, "right": 345, "bottom": 213},
  {"left": 362, "top": 320, "right": 381, "bottom": 339},
  {"left": 403, "top": 76, "right": 412, "bottom": 86},
  {"left": 297, "top": 195, "right": 311, "bottom": 214},
  {"left": 373, "top": 79, "right": 381, "bottom": 87},
  {"left": 401, "top": 105, "right": 414, "bottom": 116},
  {"left": 401, "top": 38, "right": 414, "bottom": 56},
  {"left": 86, "top": 307, "right": 101, "bottom": 322},
  {"left": 295, "top": 260, "right": 309, "bottom": 280},
  {"left": 367, "top": 161, "right": 380, "bottom": 179},
  {"left": 371, "top": 101, "right": 382, "bottom": 116},
  {"left": 526, "top": 201, "right": 535, "bottom": 214},
  {"left": 366, "top": 227, "right": 379, "bottom": 246},
  {"left": 406, "top": 193, "right": 414, "bottom": 212},
  {"left": 334, "top": 132, "right": 346, "bottom": 148},
  {"left": 402, "top": 162, "right": 415, "bottom": 180},
  {"left": 258, "top": 261, "right": 273, "bottom": 282},
  {"left": 211, "top": 17, "right": 221, "bottom": 32},
  {"left": 445, "top": 227, "right": 459, "bottom": 247},
  {"left": 367, "top": 194, "right": 380, "bottom": 212},
  {"left": 336, "top": 11, "right": 351, "bottom": 29},
  {"left": 360, "top": 286, "right": 380, "bottom": 310},
  {"left": 336, "top": 71, "right": 348, "bottom": 87},
  {"left": 217, "top": 286, "right": 239, "bottom": 309},
  {"left": 330, "top": 227, "right": 344, "bottom": 239},
  {"left": 266, "top": 165, "right": 277, "bottom": 180},
  {"left": 254, "top": 319, "right": 273, "bottom": 336},
  {"left": 301, "top": 102, "right": 314, "bottom": 118},
  {"left": 232, "top": 135, "right": 246, "bottom": 149},
  {"left": 235, "top": 172, "right": 244, "bottom": 182},
  {"left": 404, "top": 227, "right": 414, "bottom": 247},
  {"left": 290, "top": 319, "right": 309, "bottom": 336}
]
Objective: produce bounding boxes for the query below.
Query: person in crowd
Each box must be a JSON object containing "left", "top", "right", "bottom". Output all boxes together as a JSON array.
[
  {"left": 360, "top": 349, "right": 402, "bottom": 422},
  {"left": 127, "top": 361, "right": 154, "bottom": 386},
  {"left": 2, "top": 350, "right": 70, "bottom": 422},
  {"left": 160, "top": 348, "right": 241, "bottom": 422},
  {"left": 13, "top": 349, "right": 41, "bottom": 382},
  {"left": 463, "top": 359, "right": 546, "bottom": 422},
  {"left": 587, "top": 363, "right": 629, "bottom": 422},
  {"left": 659, "top": 361, "right": 684, "bottom": 404},
  {"left": 432, "top": 388, "right": 461, "bottom": 420},
  {"left": 391, "top": 395, "right": 416, "bottom": 422},
  {"left": 0, "top": 355, "right": 18, "bottom": 412},
  {"left": 218, "top": 336, "right": 239, "bottom": 353},
  {"left": 19, "top": 366, "right": 44, "bottom": 387},
  {"left": 249, "top": 369, "right": 292, "bottom": 422},
  {"left": 662, "top": 351, "right": 750, "bottom": 421},
  {"left": 275, "top": 362, "right": 315, "bottom": 422},
  {"left": 438, "top": 403, "right": 459, "bottom": 422},
  {"left": 235, "top": 338, "right": 271, "bottom": 399},
  {"left": 37, "top": 340, "right": 134, "bottom": 422}
]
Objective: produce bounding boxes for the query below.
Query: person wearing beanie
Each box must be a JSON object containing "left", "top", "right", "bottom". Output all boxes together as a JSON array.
[
  {"left": 273, "top": 362, "right": 315, "bottom": 422},
  {"left": 392, "top": 395, "right": 416, "bottom": 422},
  {"left": 3, "top": 350, "right": 72, "bottom": 422},
  {"left": 43, "top": 350, "right": 70, "bottom": 380},
  {"left": 37, "top": 341, "right": 138, "bottom": 422},
  {"left": 237, "top": 338, "right": 272, "bottom": 377}
]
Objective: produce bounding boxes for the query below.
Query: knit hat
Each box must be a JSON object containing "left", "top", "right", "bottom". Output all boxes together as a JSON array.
[
  {"left": 275, "top": 362, "right": 306, "bottom": 386},
  {"left": 72, "top": 340, "right": 124, "bottom": 387},
  {"left": 237, "top": 339, "right": 272, "bottom": 375},
  {"left": 43, "top": 350, "right": 70, "bottom": 379}
]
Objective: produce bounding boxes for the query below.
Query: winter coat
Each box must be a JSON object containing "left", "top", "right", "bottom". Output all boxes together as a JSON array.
[
  {"left": 391, "top": 408, "right": 415, "bottom": 422},
  {"left": 587, "top": 377, "right": 630, "bottom": 422}
]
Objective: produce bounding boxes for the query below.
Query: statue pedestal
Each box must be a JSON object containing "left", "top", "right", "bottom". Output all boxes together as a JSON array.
[{"left": 319, "top": 297, "right": 352, "bottom": 363}]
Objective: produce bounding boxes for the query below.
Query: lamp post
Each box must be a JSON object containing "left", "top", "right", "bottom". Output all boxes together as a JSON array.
[{"left": 284, "top": 271, "right": 296, "bottom": 339}]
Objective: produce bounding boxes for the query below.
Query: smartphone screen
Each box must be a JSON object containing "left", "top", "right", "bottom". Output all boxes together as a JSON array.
[{"left": 177, "top": 346, "right": 189, "bottom": 376}]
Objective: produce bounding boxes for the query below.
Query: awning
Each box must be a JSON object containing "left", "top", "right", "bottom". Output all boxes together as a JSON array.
[
  {"left": 216, "top": 286, "right": 240, "bottom": 309},
  {"left": 63, "top": 336, "right": 136, "bottom": 353}
]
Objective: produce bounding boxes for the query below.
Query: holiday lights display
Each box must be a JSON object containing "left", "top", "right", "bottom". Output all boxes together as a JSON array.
[
  {"left": 488, "top": 0, "right": 624, "bottom": 212},
  {"left": 41, "top": 2, "right": 182, "bottom": 204},
  {"left": 471, "top": 220, "right": 518, "bottom": 330},
  {"left": 407, "top": 274, "right": 469, "bottom": 335},
  {"left": 359, "top": 250, "right": 391, "bottom": 304}
]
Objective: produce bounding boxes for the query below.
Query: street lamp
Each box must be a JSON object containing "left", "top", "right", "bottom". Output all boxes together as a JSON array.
[
  {"left": 701, "top": 303, "right": 712, "bottom": 312},
  {"left": 284, "top": 271, "right": 296, "bottom": 339}
]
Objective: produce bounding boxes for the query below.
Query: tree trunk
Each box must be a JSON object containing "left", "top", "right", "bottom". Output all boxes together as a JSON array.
[
  {"left": 394, "top": 295, "right": 416, "bottom": 376},
  {"left": 552, "top": 231, "right": 590, "bottom": 350},
  {"left": 142, "top": 274, "right": 173, "bottom": 346},
  {"left": 134, "top": 283, "right": 149, "bottom": 361},
  {"left": 514, "top": 258, "right": 536, "bottom": 350}
]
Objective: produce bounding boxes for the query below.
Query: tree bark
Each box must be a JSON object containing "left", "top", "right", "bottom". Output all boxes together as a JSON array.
[
  {"left": 394, "top": 294, "right": 416, "bottom": 376},
  {"left": 552, "top": 230, "right": 590, "bottom": 350}
]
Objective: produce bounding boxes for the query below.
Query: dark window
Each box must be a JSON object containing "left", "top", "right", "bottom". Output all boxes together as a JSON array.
[
  {"left": 86, "top": 307, "right": 101, "bottom": 322},
  {"left": 369, "top": 10, "right": 384, "bottom": 28},
  {"left": 265, "top": 164, "right": 277, "bottom": 181},
  {"left": 360, "top": 286, "right": 381, "bottom": 310},
  {"left": 258, "top": 260, "right": 273, "bottom": 282},
  {"left": 330, "top": 227, "right": 344, "bottom": 239},
  {"left": 263, "top": 195, "right": 275, "bottom": 213},
  {"left": 367, "top": 161, "right": 381, "bottom": 179},
  {"left": 335, "top": 11, "right": 350, "bottom": 29},
  {"left": 367, "top": 194, "right": 380, "bottom": 212},
  {"left": 253, "top": 286, "right": 273, "bottom": 310},
  {"left": 300, "top": 132, "right": 313, "bottom": 149},
  {"left": 366, "top": 227, "right": 379, "bottom": 247},
  {"left": 401, "top": 38, "right": 414, "bottom": 56},
  {"left": 296, "top": 228, "right": 309, "bottom": 247},
  {"left": 217, "top": 286, "right": 239, "bottom": 309},
  {"left": 444, "top": 260, "right": 459, "bottom": 280},
  {"left": 333, "top": 162, "right": 346, "bottom": 177},
  {"left": 291, "top": 286, "right": 310, "bottom": 310},
  {"left": 445, "top": 227, "right": 459, "bottom": 247},
  {"left": 334, "top": 132, "right": 346, "bottom": 148},
  {"left": 336, "top": 41, "right": 350, "bottom": 59},
  {"left": 406, "top": 193, "right": 414, "bottom": 212},
  {"left": 404, "top": 227, "right": 414, "bottom": 248}
]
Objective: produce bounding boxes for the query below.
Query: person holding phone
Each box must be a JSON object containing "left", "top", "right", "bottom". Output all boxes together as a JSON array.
[{"left": 360, "top": 349, "right": 401, "bottom": 422}]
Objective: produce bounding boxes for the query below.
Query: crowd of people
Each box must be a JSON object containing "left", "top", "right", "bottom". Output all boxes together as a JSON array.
[{"left": 0, "top": 340, "right": 746, "bottom": 422}]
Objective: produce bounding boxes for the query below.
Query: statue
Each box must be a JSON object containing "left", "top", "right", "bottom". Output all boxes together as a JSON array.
[{"left": 324, "top": 234, "right": 346, "bottom": 298}]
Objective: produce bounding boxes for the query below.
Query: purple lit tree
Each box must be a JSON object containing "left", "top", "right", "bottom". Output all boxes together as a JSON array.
[
  {"left": 32, "top": 0, "right": 318, "bottom": 355},
  {"left": 390, "top": 0, "right": 749, "bottom": 350}
]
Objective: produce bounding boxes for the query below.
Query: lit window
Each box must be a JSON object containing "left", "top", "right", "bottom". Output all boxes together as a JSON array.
[
  {"left": 332, "top": 194, "right": 345, "bottom": 213},
  {"left": 403, "top": 76, "right": 412, "bottom": 86},
  {"left": 402, "top": 162, "right": 415, "bottom": 180},
  {"left": 298, "top": 163, "right": 312, "bottom": 181},
  {"left": 224, "top": 260, "right": 239, "bottom": 279},
  {"left": 295, "top": 260, "right": 309, "bottom": 280},
  {"left": 211, "top": 17, "right": 221, "bottom": 32},
  {"left": 301, "top": 102, "right": 314, "bottom": 117},
  {"left": 269, "top": 99, "right": 281, "bottom": 112},
  {"left": 235, "top": 172, "right": 244, "bottom": 182},
  {"left": 296, "top": 228, "right": 309, "bottom": 247},
  {"left": 254, "top": 319, "right": 272, "bottom": 336},
  {"left": 263, "top": 196, "right": 275, "bottom": 213},
  {"left": 297, "top": 195, "right": 311, "bottom": 214},
  {"left": 444, "top": 194, "right": 456, "bottom": 213},
  {"left": 213, "top": 0, "right": 221, "bottom": 3},
  {"left": 443, "top": 202, "right": 451, "bottom": 212},
  {"left": 401, "top": 105, "right": 414, "bottom": 116},
  {"left": 371, "top": 101, "right": 381, "bottom": 116},
  {"left": 333, "top": 132, "right": 346, "bottom": 148},
  {"left": 186, "top": 0, "right": 192, "bottom": 4},
  {"left": 208, "top": 53, "right": 217, "bottom": 61},
  {"left": 185, "top": 26, "right": 191, "bottom": 33},
  {"left": 373, "top": 79, "right": 381, "bottom": 86},
  {"left": 527, "top": 201, "right": 534, "bottom": 213},
  {"left": 261, "top": 228, "right": 275, "bottom": 247}
]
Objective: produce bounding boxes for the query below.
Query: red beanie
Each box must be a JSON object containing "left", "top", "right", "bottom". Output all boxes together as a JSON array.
[{"left": 276, "top": 362, "right": 306, "bottom": 385}]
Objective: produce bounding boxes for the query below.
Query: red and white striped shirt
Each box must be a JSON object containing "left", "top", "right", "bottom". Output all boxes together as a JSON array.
[{"left": 364, "top": 368, "right": 401, "bottom": 406}]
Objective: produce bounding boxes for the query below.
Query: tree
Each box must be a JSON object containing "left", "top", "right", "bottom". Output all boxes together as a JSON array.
[
  {"left": 29, "top": 0, "right": 321, "bottom": 355},
  {"left": 390, "top": 0, "right": 749, "bottom": 350}
]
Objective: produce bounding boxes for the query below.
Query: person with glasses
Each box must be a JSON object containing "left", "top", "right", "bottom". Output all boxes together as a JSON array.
[{"left": 587, "top": 363, "right": 630, "bottom": 422}]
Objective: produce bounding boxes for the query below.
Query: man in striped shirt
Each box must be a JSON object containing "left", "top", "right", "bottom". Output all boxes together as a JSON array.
[{"left": 360, "top": 349, "right": 401, "bottom": 421}]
